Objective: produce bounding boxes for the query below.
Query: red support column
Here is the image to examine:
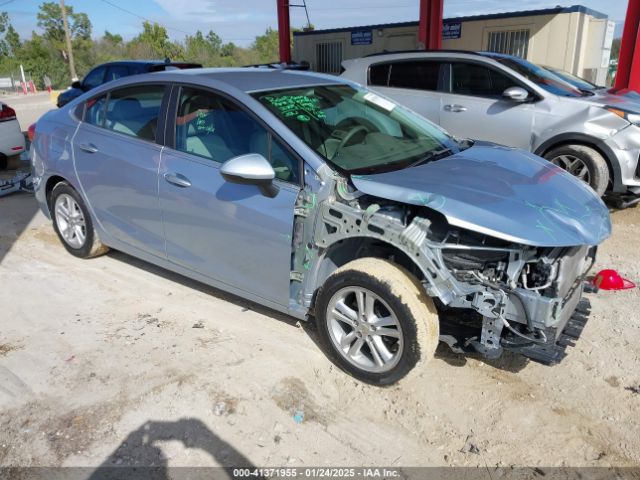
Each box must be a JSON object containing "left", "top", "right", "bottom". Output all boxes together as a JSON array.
[
  {"left": 615, "top": 0, "right": 640, "bottom": 91},
  {"left": 277, "top": 0, "right": 292, "bottom": 64},
  {"left": 418, "top": 0, "right": 429, "bottom": 49},
  {"left": 428, "top": 0, "right": 443, "bottom": 49},
  {"left": 418, "top": 0, "right": 444, "bottom": 50}
]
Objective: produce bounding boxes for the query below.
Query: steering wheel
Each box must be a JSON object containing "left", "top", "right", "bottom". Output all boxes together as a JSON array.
[{"left": 337, "top": 125, "right": 370, "bottom": 151}]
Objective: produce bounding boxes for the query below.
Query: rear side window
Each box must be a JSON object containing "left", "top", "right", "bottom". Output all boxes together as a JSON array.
[
  {"left": 104, "top": 85, "right": 166, "bottom": 141},
  {"left": 451, "top": 62, "right": 517, "bottom": 97},
  {"left": 83, "top": 67, "right": 106, "bottom": 90},
  {"left": 388, "top": 61, "right": 442, "bottom": 91},
  {"left": 369, "top": 63, "right": 390, "bottom": 86},
  {"left": 85, "top": 96, "right": 107, "bottom": 127}
]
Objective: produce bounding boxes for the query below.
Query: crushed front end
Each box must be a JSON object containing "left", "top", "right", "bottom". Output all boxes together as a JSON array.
[{"left": 293, "top": 165, "right": 610, "bottom": 365}]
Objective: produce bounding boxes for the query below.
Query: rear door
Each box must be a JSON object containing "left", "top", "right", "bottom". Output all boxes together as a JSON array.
[
  {"left": 72, "top": 83, "right": 168, "bottom": 258},
  {"left": 439, "top": 61, "right": 535, "bottom": 148},
  {"left": 158, "top": 85, "right": 300, "bottom": 306},
  {"left": 368, "top": 60, "right": 446, "bottom": 124}
]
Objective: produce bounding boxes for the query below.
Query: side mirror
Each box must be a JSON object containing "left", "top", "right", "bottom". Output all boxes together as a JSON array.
[
  {"left": 502, "top": 86, "right": 529, "bottom": 102},
  {"left": 71, "top": 80, "right": 83, "bottom": 90},
  {"left": 220, "top": 153, "right": 278, "bottom": 197}
]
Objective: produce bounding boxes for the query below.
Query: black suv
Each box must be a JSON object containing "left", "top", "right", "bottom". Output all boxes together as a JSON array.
[{"left": 56, "top": 60, "right": 201, "bottom": 107}]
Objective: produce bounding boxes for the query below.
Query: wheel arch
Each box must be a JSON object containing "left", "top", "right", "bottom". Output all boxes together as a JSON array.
[
  {"left": 308, "top": 236, "right": 428, "bottom": 310},
  {"left": 534, "top": 133, "right": 623, "bottom": 192},
  {"left": 45, "top": 175, "right": 70, "bottom": 212}
]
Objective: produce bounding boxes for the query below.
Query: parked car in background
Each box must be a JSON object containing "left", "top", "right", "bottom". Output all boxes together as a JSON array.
[
  {"left": 32, "top": 69, "right": 610, "bottom": 384},
  {"left": 56, "top": 60, "right": 202, "bottom": 108},
  {"left": 0, "top": 102, "right": 25, "bottom": 170},
  {"left": 342, "top": 50, "right": 640, "bottom": 200}
]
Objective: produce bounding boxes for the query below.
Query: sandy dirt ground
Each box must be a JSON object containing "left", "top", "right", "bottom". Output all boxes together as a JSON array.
[{"left": 0, "top": 97, "right": 639, "bottom": 471}]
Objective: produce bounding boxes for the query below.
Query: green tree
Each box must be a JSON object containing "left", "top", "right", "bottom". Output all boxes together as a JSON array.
[
  {"left": 5, "top": 24, "right": 21, "bottom": 56},
  {"left": 36, "top": 2, "right": 92, "bottom": 45},
  {"left": 103, "top": 30, "right": 122, "bottom": 45},
  {"left": 611, "top": 37, "right": 621, "bottom": 60},
  {"left": 253, "top": 27, "right": 279, "bottom": 63},
  {"left": 129, "top": 21, "right": 181, "bottom": 59}
]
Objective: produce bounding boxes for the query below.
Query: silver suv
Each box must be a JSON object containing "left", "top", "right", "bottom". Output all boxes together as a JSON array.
[{"left": 342, "top": 51, "right": 640, "bottom": 200}]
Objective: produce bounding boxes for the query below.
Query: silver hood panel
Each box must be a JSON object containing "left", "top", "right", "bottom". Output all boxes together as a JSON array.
[{"left": 350, "top": 143, "right": 612, "bottom": 247}]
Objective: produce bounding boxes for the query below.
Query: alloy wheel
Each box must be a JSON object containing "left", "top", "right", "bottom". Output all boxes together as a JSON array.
[
  {"left": 326, "top": 286, "right": 403, "bottom": 373},
  {"left": 54, "top": 193, "right": 87, "bottom": 249},
  {"left": 550, "top": 154, "right": 591, "bottom": 184}
]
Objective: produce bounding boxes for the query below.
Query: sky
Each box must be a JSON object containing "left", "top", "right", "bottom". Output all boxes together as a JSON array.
[{"left": 4, "top": 0, "right": 630, "bottom": 46}]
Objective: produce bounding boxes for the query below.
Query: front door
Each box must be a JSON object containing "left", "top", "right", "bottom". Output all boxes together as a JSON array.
[
  {"left": 439, "top": 61, "right": 535, "bottom": 149},
  {"left": 158, "top": 86, "right": 300, "bottom": 306},
  {"left": 369, "top": 59, "right": 446, "bottom": 125},
  {"left": 72, "top": 84, "right": 168, "bottom": 258}
]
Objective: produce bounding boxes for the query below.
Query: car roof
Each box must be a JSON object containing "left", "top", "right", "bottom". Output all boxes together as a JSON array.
[
  {"left": 98, "top": 60, "right": 197, "bottom": 67},
  {"left": 150, "top": 68, "right": 347, "bottom": 92}
]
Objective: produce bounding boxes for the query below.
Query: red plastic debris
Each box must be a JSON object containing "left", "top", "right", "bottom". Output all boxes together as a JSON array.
[{"left": 592, "top": 269, "right": 636, "bottom": 291}]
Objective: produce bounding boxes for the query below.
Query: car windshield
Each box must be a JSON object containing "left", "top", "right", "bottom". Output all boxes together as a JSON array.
[
  {"left": 493, "top": 56, "right": 585, "bottom": 97},
  {"left": 253, "top": 84, "right": 462, "bottom": 174},
  {"left": 544, "top": 67, "right": 598, "bottom": 91}
]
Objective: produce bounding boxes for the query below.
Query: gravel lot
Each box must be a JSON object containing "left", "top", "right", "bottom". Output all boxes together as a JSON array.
[{"left": 0, "top": 96, "right": 639, "bottom": 471}]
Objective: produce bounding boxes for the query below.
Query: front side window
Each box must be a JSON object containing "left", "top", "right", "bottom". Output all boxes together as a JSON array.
[
  {"left": 388, "top": 61, "right": 442, "bottom": 91},
  {"left": 103, "top": 85, "right": 165, "bottom": 141},
  {"left": 175, "top": 87, "right": 300, "bottom": 183},
  {"left": 369, "top": 63, "right": 390, "bottom": 86},
  {"left": 451, "top": 62, "right": 516, "bottom": 97},
  {"left": 83, "top": 67, "right": 106, "bottom": 90},
  {"left": 254, "top": 84, "right": 461, "bottom": 175}
]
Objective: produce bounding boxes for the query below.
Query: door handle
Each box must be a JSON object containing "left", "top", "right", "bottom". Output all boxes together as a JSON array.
[
  {"left": 79, "top": 143, "right": 98, "bottom": 153},
  {"left": 164, "top": 172, "right": 192, "bottom": 188},
  {"left": 444, "top": 104, "right": 468, "bottom": 113}
]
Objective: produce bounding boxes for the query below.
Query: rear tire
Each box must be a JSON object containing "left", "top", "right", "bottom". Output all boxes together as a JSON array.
[
  {"left": 315, "top": 258, "right": 439, "bottom": 386},
  {"left": 544, "top": 144, "right": 609, "bottom": 196},
  {"left": 50, "top": 181, "right": 109, "bottom": 258}
]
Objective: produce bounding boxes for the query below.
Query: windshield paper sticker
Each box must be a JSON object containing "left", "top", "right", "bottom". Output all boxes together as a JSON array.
[
  {"left": 363, "top": 92, "right": 395, "bottom": 112},
  {"left": 263, "top": 95, "right": 327, "bottom": 123}
]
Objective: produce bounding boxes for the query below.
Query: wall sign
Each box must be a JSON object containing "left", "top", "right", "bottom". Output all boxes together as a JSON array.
[
  {"left": 443, "top": 22, "right": 462, "bottom": 40},
  {"left": 351, "top": 29, "right": 373, "bottom": 45}
]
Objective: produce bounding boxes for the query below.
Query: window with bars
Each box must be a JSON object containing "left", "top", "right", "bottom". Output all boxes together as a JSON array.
[
  {"left": 316, "top": 42, "right": 343, "bottom": 74},
  {"left": 487, "top": 30, "right": 530, "bottom": 58}
]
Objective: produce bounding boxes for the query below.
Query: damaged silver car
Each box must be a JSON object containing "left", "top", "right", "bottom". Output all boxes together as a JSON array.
[{"left": 31, "top": 69, "right": 611, "bottom": 385}]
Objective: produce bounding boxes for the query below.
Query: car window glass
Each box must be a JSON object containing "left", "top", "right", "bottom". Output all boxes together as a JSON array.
[
  {"left": 369, "top": 63, "right": 390, "bottom": 86},
  {"left": 104, "top": 85, "right": 165, "bottom": 141},
  {"left": 388, "top": 61, "right": 441, "bottom": 91},
  {"left": 254, "top": 84, "right": 460, "bottom": 175},
  {"left": 83, "top": 67, "right": 106, "bottom": 90},
  {"left": 175, "top": 87, "right": 300, "bottom": 183},
  {"left": 489, "top": 68, "right": 515, "bottom": 94},
  {"left": 105, "top": 65, "right": 130, "bottom": 82},
  {"left": 451, "top": 62, "right": 516, "bottom": 97},
  {"left": 85, "top": 95, "right": 107, "bottom": 127}
]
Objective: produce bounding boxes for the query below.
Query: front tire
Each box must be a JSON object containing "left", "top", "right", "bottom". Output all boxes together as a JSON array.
[
  {"left": 315, "top": 258, "right": 439, "bottom": 385},
  {"left": 50, "top": 182, "right": 108, "bottom": 258},
  {"left": 544, "top": 144, "right": 609, "bottom": 196}
]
